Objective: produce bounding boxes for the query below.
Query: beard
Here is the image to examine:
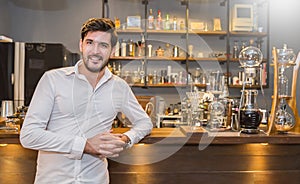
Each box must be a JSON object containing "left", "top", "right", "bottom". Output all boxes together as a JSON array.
[{"left": 82, "top": 54, "right": 109, "bottom": 73}]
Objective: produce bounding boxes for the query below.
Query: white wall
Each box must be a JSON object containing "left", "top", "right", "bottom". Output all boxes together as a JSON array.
[{"left": 0, "top": 0, "right": 11, "bottom": 36}]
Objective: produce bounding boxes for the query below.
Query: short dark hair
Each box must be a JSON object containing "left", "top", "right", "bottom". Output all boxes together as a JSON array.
[{"left": 80, "top": 18, "right": 118, "bottom": 47}]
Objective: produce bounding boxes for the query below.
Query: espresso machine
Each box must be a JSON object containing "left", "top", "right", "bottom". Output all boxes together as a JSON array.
[{"left": 238, "top": 46, "right": 263, "bottom": 134}]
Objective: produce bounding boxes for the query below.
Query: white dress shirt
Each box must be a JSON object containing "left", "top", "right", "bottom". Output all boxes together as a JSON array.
[{"left": 20, "top": 60, "right": 153, "bottom": 184}]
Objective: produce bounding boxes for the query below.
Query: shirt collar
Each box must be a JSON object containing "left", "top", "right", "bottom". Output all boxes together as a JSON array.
[{"left": 65, "top": 60, "right": 113, "bottom": 87}]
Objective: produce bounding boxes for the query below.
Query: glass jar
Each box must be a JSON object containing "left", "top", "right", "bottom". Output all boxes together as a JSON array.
[
  {"left": 239, "top": 90, "right": 262, "bottom": 133},
  {"left": 132, "top": 71, "right": 141, "bottom": 84}
]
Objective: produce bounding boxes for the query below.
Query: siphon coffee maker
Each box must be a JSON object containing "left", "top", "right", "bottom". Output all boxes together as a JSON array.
[
  {"left": 238, "top": 46, "right": 263, "bottom": 133},
  {"left": 273, "top": 45, "right": 296, "bottom": 133}
]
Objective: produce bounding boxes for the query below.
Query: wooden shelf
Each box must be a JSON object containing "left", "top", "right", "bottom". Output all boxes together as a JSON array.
[
  {"left": 190, "top": 30, "right": 227, "bottom": 36},
  {"left": 189, "top": 57, "right": 226, "bottom": 62},
  {"left": 228, "top": 84, "right": 267, "bottom": 89},
  {"left": 116, "top": 29, "right": 143, "bottom": 33},
  {"left": 110, "top": 56, "right": 144, "bottom": 60},
  {"left": 229, "top": 31, "right": 268, "bottom": 37},
  {"left": 117, "top": 29, "right": 227, "bottom": 36},
  {"left": 147, "top": 30, "right": 186, "bottom": 34},
  {"left": 110, "top": 56, "right": 269, "bottom": 63},
  {"left": 130, "top": 83, "right": 206, "bottom": 88},
  {"left": 229, "top": 58, "right": 268, "bottom": 63},
  {"left": 110, "top": 56, "right": 226, "bottom": 62}
]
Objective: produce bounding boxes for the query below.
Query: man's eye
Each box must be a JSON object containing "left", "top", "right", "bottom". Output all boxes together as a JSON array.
[
  {"left": 86, "top": 41, "right": 93, "bottom": 45},
  {"left": 101, "top": 43, "right": 109, "bottom": 48}
]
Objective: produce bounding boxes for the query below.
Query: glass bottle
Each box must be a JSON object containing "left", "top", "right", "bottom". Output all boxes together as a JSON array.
[
  {"left": 153, "top": 70, "right": 158, "bottom": 84},
  {"left": 172, "top": 16, "right": 177, "bottom": 30},
  {"left": 121, "top": 40, "right": 127, "bottom": 57},
  {"left": 114, "top": 17, "right": 121, "bottom": 29},
  {"left": 164, "top": 43, "right": 172, "bottom": 57},
  {"left": 232, "top": 40, "right": 239, "bottom": 59},
  {"left": 148, "top": 71, "right": 153, "bottom": 84},
  {"left": 156, "top": 10, "right": 162, "bottom": 30},
  {"left": 164, "top": 14, "right": 171, "bottom": 30},
  {"left": 173, "top": 104, "right": 179, "bottom": 115},
  {"left": 180, "top": 20, "right": 185, "bottom": 30},
  {"left": 240, "top": 40, "right": 247, "bottom": 53},
  {"left": 114, "top": 39, "right": 120, "bottom": 57},
  {"left": 137, "top": 34, "right": 145, "bottom": 57},
  {"left": 128, "top": 40, "right": 135, "bottom": 57},
  {"left": 148, "top": 9, "right": 154, "bottom": 30},
  {"left": 173, "top": 45, "right": 179, "bottom": 57}
]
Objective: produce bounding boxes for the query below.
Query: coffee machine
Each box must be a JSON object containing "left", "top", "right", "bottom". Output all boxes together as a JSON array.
[
  {"left": 238, "top": 46, "right": 263, "bottom": 133},
  {"left": 145, "top": 96, "right": 166, "bottom": 127}
]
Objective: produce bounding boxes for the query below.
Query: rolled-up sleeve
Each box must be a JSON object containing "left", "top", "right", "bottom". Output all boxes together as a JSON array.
[{"left": 120, "top": 84, "right": 153, "bottom": 146}]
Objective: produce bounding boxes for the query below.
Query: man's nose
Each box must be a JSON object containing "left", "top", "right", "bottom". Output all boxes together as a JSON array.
[{"left": 91, "top": 44, "right": 101, "bottom": 54}]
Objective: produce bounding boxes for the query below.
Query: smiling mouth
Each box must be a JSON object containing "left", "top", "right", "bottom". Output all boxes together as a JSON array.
[{"left": 89, "top": 55, "right": 102, "bottom": 61}]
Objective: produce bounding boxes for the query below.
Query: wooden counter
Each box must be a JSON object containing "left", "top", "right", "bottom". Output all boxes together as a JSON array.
[
  {"left": 0, "top": 117, "right": 20, "bottom": 144},
  {"left": 2, "top": 126, "right": 300, "bottom": 145},
  {"left": 109, "top": 127, "right": 300, "bottom": 183},
  {"left": 1, "top": 126, "right": 300, "bottom": 184}
]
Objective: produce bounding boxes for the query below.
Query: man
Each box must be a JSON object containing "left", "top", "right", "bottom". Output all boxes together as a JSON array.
[{"left": 20, "top": 18, "right": 153, "bottom": 183}]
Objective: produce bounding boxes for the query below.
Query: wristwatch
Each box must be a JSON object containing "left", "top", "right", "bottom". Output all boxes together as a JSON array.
[{"left": 122, "top": 134, "right": 131, "bottom": 148}]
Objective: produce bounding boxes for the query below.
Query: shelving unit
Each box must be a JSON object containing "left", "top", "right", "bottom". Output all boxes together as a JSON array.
[{"left": 110, "top": 0, "right": 270, "bottom": 90}]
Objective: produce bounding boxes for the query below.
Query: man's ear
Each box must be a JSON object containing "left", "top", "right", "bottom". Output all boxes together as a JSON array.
[
  {"left": 111, "top": 46, "right": 116, "bottom": 56},
  {"left": 79, "top": 39, "right": 83, "bottom": 52}
]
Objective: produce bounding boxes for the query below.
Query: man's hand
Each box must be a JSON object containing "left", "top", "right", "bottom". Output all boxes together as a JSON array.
[{"left": 84, "top": 132, "right": 126, "bottom": 158}]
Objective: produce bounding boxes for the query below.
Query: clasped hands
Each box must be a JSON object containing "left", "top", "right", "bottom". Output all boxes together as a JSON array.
[{"left": 84, "top": 130, "right": 129, "bottom": 159}]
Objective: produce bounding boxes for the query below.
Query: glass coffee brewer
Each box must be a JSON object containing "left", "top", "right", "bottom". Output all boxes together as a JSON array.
[
  {"left": 238, "top": 46, "right": 263, "bottom": 134},
  {"left": 268, "top": 45, "right": 298, "bottom": 134}
]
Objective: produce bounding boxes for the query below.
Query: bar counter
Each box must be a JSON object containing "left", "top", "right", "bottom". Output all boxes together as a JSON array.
[
  {"left": 3, "top": 126, "right": 300, "bottom": 144},
  {"left": 1, "top": 125, "right": 300, "bottom": 183}
]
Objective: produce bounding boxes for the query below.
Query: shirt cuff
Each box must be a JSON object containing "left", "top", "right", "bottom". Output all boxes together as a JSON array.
[
  {"left": 65, "top": 136, "right": 86, "bottom": 160},
  {"left": 122, "top": 132, "right": 136, "bottom": 148}
]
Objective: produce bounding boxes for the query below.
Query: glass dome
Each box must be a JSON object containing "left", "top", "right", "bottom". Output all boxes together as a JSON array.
[
  {"left": 276, "top": 48, "right": 296, "bottom": 66},
  {"left": 239, "top": 46, "right": 263, "bottom": 68}
]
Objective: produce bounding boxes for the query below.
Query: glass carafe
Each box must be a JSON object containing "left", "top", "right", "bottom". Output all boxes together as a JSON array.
[
  {"left": 239, "top": 90, "right": 262, "bottom": 133},
  {"left": 275, "top": 99, "right": 295, "bottom": 133}
]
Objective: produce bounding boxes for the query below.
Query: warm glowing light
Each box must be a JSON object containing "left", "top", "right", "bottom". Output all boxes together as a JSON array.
[
  {"left": 260, "top": 143, "right": 269, "bottom": 146},
  {"left": 137, "top": 143, "right": 145, "bottom": 146},
  {"left": 0, "top": 144, "right": 8, "bottom": 147}
]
